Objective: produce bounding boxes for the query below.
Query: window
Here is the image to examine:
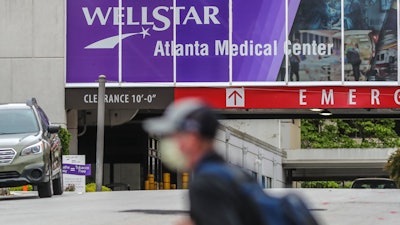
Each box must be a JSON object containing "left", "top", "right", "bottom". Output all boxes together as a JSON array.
[
  {"left": 262, "top": 176, "right": 272, "bottom": 189},
  {"left": 0, "top": 109, "right": 39, "bottom": 134}
]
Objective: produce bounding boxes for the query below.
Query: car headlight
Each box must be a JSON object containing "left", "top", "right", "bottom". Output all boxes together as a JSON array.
[{"left": 21, "top": 142, "right": 44, "bottom": 156}]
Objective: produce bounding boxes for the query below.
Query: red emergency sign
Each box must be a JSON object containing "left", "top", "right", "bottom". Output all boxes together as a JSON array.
[{"left": 175, "top": 87, "right": 400, "bottom": 109}]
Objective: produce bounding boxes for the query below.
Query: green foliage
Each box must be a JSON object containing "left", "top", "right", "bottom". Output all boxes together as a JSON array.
[
  {"left": 85, "top": 183, "right": 112, "bottom": 192},
  {"left": 301, "top": 181, "right": 339, "bottom": 188},
  {"left": 301, "top": 181, "right": 351, "bottom": 188},
  {"left": 385, "top": 148, "right": 400, "bottom": 187},
  {"left": 301, "top": 119, "right": 357, "bottom": 148},
  {"left": 9, "top": 185, "right": 33, "bottom": 191},
  {"left": 58, "top": 127, "right": 72, "bottom": 155},
  {"left": 301, "top": 119, "right": 400, "bottom": 189},
  {"left": 301, "top": 119, "right": 400, "bottom": 148}
]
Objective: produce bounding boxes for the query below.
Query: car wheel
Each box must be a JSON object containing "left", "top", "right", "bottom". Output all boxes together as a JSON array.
[
  {"left": 38, "top": 164, "right": 53, "bottom": 198},
  {"left": 53, "top": 172, "right": 63, "bottom": 195},
  {"left": 38, "top": 179, "right": 53, "bottom": 198}
]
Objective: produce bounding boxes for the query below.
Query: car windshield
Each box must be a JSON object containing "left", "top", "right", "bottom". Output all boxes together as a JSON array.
[
  {"left": 352, "top": 179, "right": 397, "bottom": 189},
  {"left": 0, "top": 109, "right": 39, "bottom": 134}
]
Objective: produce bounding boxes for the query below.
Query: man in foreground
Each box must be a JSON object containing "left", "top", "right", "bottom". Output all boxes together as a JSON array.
[
  {"left": 143, "top": 98, "right": 263, "bottom": 225},
  {"left": 143, "top": 98, "right": 319, "bottom": 225}
]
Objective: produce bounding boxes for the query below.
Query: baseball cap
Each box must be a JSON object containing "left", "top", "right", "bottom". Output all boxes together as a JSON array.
[{"left": 143, "top": 98, "right": 219, "bottom": 139}]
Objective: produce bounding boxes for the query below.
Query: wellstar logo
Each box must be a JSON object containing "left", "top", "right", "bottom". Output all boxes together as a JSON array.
[
  {"left": 82, "top": 5, "right": 221, "bottom": 49},
  {"left": 85, "top": 27, "right": 151, "bottom": 49}
]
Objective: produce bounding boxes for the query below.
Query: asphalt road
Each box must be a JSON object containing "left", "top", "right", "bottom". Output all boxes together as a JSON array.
[{"left": 1, "top": 189, "right": 399, "bottom": 225}]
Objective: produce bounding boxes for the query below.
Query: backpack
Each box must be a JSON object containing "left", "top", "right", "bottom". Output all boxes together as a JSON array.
[
  {"left": 197, "top": 162, "right": 320, "bottom": 225},
  {"left": 346, "top": 48, "right": 361, "bottom": 64},
  {"left": 289, "top": 55, "right": 300, "bottom": 65}
]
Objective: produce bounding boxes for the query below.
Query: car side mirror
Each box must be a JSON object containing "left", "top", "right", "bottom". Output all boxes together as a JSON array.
[{"left": 48, "top": 125, "right": 60, "bottom": 134}]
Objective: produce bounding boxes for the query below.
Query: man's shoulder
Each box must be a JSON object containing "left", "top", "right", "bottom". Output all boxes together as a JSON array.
[
  {"left": 196, "top": 160, "right": 254, "bottom": 185},
  {"left": 190, "top": 164, "right": 238, "bottom": 196},
  {"left": 193, "top": 152, "right": 255, "bottom": 188},
  {"left": 195, "top": 160, "right": 230, "bottom": 179},
  {"left": 195, "top": 152, "right": 225, "bottom": 170}
]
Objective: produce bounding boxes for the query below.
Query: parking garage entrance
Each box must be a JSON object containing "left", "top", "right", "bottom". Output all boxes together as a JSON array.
[{"left": 66, "top": 87, "right": 176, "bottom": 190}]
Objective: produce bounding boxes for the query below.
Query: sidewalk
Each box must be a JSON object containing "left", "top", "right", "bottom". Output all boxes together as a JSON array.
[{"left": 1, "top": 189, "right": 399, "bottom": 225}]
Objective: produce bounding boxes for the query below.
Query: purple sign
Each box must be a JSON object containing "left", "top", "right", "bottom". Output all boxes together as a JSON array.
[
  {"left": 67, "top": 0, "right": 119, "bottom": 83},
  {"left": 175, "top": 0, "right": 229, "bottom": 82},
  {"left": 63, "top": 164, "right": 92, "bottom": 176},
  {"left": 66, "top": 0, "right": 301, "bottom": 84},
  {"left": 232, "top": 0, "right": 285, "bottom": 81},
  {"left": 122, "top": 0, "right": 173, "bottom": 83}
]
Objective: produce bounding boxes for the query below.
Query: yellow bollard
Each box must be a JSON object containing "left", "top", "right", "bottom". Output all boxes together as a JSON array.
[
  {"left": 182, "top": 172, "right": 189, "bottom": 182},
  {"left": 182, "top": 172, "right": 189, "bottom": 189},
  {"left": 148, "top": 174, "right": 154, "bottom": 190},
  {"left": 163, "top": 173, "right": 171, "bottom": 190},
  {"left": 144, "top": 180, "right": 149, "bottom": 190},
  {"left": 171, "top": 184, "right": 176, "bottom": 189}
]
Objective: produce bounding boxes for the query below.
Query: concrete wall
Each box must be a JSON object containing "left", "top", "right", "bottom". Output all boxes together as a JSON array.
[
  {"left": 220, "top": 119, "right": 301, "bottom": 150},
  {"left": 280, "top": 119, "right": 301, "bottom": 149},
  {"left": 0, "top": 0, "right": 66, "bottom": 124},
  {"left": 215, "top": 123, "right": 287, "bottom": 188}
]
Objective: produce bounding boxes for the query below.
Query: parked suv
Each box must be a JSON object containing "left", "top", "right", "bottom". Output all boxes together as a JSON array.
[{"left": 0, "top": 98, "right": 63, "bottom": 198}]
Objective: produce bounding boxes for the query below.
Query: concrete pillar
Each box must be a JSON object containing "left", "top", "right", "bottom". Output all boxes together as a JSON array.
[
  {"left": 67, "top": 109, "right": 78, "bottom": 155},
  {"left": 177, "top": 171, "right": 183, "bottom": 189},
  {"left": 285, "top": 169, "right": 293, "bottom": 188}
]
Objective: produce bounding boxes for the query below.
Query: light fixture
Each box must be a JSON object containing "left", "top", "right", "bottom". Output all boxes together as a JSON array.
[
  {"left": 319, "top": 109, "right": 332, "bottom": 116},
  {"left": 309, "top": 108, "right": 323, "bottom": 112}
]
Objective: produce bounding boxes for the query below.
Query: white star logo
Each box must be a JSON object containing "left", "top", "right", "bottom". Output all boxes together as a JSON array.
[
  {"left": 84, "top": 27, "right": 152, "bottom": 49},
  {"left": 140, "top": 27, "right": 151, "bottom": 39}
]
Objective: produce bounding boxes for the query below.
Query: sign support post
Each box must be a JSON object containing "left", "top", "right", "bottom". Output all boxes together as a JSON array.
[{"left": 96, "top": 75, "right": 106, "bottom": 192}]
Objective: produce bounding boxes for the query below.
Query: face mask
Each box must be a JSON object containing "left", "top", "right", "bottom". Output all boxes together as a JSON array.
[{"left": 159, "top": 137, "right": 188, "bottom": 171}]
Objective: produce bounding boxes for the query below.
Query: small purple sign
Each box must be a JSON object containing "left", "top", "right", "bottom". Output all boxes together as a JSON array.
[{"left": 63, "top": 164, "right": 92, "bottom": 176}]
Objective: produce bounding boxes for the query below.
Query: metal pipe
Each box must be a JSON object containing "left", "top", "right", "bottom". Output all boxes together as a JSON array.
[
  {"left": 225, "top": 129, "right": 230, "bottom": 161},
  {"left": 96, "top": 75, "right": 106, "bottom": 192}
]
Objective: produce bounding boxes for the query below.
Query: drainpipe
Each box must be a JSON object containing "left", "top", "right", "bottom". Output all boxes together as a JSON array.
[
  {"left": 242, "top": 145, "right": 247, "bottom": 168},
  {"left": 278, "top": 120, "right": 281, "bottom": 149},
  {"left": 225, "top": 129, "right": 230, "bottom": 162},
  {"left": 272, "top": 158, "right": 277, "bottom": 188}
]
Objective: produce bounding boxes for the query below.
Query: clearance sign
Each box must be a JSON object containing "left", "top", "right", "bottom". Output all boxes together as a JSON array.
[
  {"left": 175, "top": 87, "right": 400, "bottom": 109},
  {"left": 66, "top": 0, "right": 399, "bottom": 85}
]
